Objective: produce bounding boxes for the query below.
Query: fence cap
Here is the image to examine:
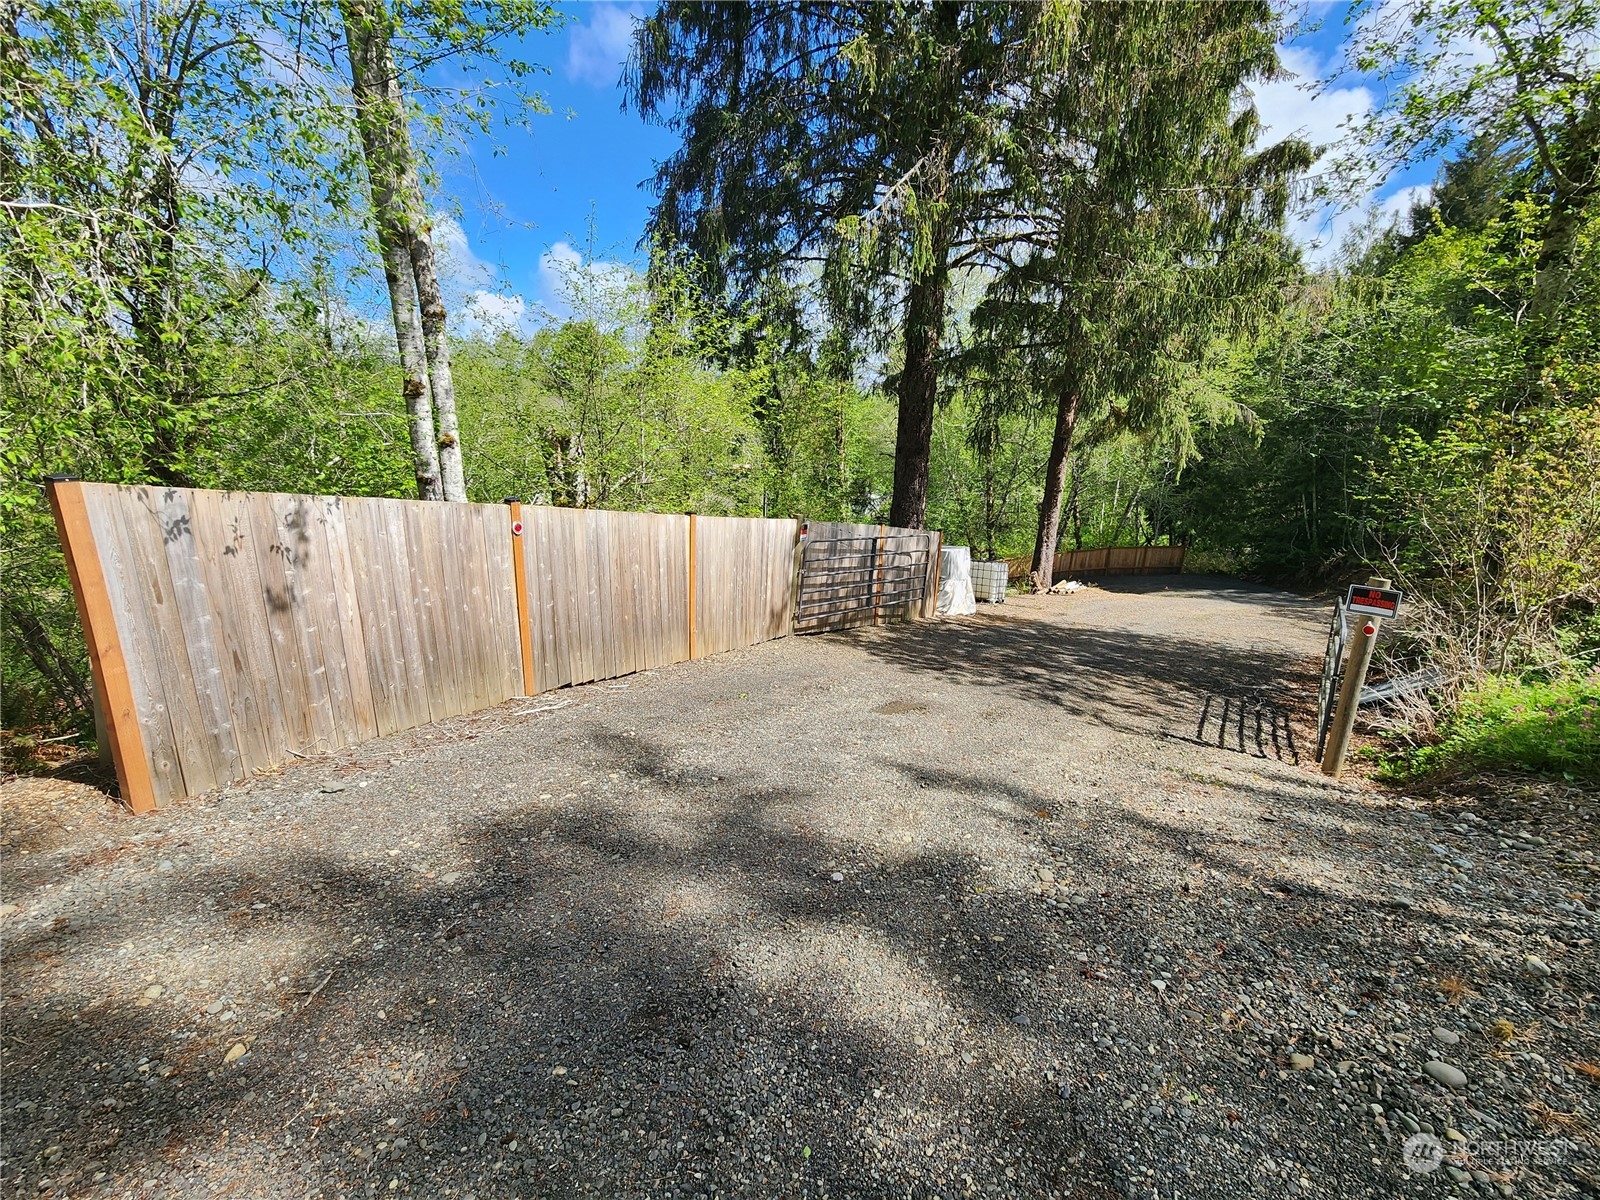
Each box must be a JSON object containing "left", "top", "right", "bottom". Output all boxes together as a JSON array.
[
  {"left": 502, "top": 496, "right": 521, "bottom": 506},
  {"left": 43, "top": 474, "right": 80, "bottom": 484}
]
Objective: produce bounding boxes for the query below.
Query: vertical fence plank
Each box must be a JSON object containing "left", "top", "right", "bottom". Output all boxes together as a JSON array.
[
  {"left": 411, "top": 502, "right": 462, "bottom": 719},
  {"left": 117, "top": 488, "right": 223, "bottom": 796},
  {"left": 687, "top": 514, "right": 698, "bottom": 661},
  {"left": 300, "top": 497, "right": 359, "bottom": 750},
  {"left": 244, "top": 493, "right": 308, "bottom": 753},
  {"left": 322, "top": 497, "right": 379, "bottom": 743},
  {"left": 211, "top": 490, "right": 296, "bottom": 762},
  {"left": 46, "top": 482, "right": 158, "bottom": 812},
  {"left": 261, "top": 493, "right": 340, "bottom": 753},
  {"left": 452, "top": 504, "right": 489, "bottom": 715},
  {"left": 343, "top": 500, "right": 403, "bottom": 737},
  {"left": 185, "top": 489, "right": 274, "bottom": 775},
  {"left": 89, "top": 490, "right": 187, "bottom": 804},
  {"left": 525, "top": 507, "right": 560, "bottom": 691},
  {"left": 383, "top": 499, "right": 437, "bottom": 728},
  {"left": 154, "top": 487, "right": 244, "bottom": 782},
  {"left": 507, "top": 501, "right": 535, "bottom": 695}
]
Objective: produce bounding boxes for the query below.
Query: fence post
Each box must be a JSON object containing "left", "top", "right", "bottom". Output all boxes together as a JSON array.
[
  {"left": 872, "top": 524, "right": 888, "bottom": 624},
  {"left": 926, "top": 532, "right": 944, "bottom": 618},
  {"left": 1320, "top": 576, "right": 1391, "bottom": 779},
  {"left": 505, "top": 498, "right": 536, "bottom": 696},
  {"left": 45, "top": 477, "right": 157, "bottom": 814},
  {"left": 789, "top": 520, "right": 805, "bottom": 635},
  {"left": 687, "top": 513, "right": 698, "bottom": 661}
]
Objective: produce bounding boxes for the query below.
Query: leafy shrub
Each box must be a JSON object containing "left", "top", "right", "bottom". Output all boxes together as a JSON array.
[{"left": 1384, "top": 671, "right": 1600, "bottom": 782}]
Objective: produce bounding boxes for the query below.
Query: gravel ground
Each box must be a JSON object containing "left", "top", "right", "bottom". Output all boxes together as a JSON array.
[{"left": 2, "top": 575, "right": 1596, "bottom": 1200}]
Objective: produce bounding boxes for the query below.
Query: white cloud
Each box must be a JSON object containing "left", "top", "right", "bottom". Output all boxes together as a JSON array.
[
  {"left": 1380, "top": 184, "right": 1431, "bottom": 221},
  {"left": 1251, "top": 43, "right": 1382, "bottom": 264},
  {"left": 432, "top": 215, "right": 498, "bottom": 292},
  {"left": 535, "top": 240, "right": 641, "bottom": 324},
  {"left": 1252, "top": 45, "right": 1373, "bottom": 157},
  {"left": 459, "top": 290, "right": 530, "bottom": 336},
  {"left": 566, "top": 4, "right": 644, "bottom": 88},
  {"left": 425, "top": 214, "right": 539, "bottom": 337},
  {"left": 1297, "top": 182, "right": 1434, "bottom": 266},
  {"left": 538, "top": 240, "right": 584, "bottom": 294}
]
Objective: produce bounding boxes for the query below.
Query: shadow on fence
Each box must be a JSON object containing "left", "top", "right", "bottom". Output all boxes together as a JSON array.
[{"left": 47, "top": 482, "right": 937, "bottom": 811}]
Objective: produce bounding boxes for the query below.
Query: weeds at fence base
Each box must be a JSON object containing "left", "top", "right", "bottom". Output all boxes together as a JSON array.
[{"left": 1377, "top": 671, "right": 1600, "bottom": 784}]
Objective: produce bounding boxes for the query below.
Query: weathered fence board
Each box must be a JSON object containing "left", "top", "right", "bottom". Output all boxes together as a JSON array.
[
  {"left": 1004, "top": 544, "right": 1186, "bottom": 582},
  {"left": 53, "top": 483, "right": 523, "bottom": 808},
  {"left": 519, "top": 506, "right": 690, "bottom": 693},
  {"left": 693, "top": 516, "right": 801, "bottom": 658}
]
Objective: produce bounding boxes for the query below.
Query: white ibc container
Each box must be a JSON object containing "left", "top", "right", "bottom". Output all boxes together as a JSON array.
[
  {"left": 936, "top": 546, "right": 977, "bottom": 616},
  {"left": 970, "top": 560, "right": 1008, "bottom": 603}
]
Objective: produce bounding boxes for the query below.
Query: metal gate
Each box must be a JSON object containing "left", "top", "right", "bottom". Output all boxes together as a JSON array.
[
  {"left": 1315, "top": 595, "right": 1349, "bottom": 761},
  {"left": 794, "top": 521, "right": 941, "bottom": 634}
]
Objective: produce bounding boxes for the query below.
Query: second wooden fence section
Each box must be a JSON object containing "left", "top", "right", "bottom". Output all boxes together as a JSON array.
[{"left": 1005, "top": 544, "right": 1186, "bottom": 582}]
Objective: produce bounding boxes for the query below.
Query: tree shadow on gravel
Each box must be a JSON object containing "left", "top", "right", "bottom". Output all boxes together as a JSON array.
[
  {"left": 6, "top": 700, "right": 1579, "bottom": 1200},
  {"left": 1, "top": 736, "right": 1126, "bottom": 1200},
  {"left": 834, "top": 607, "right": 1318, "bottom": 747}
]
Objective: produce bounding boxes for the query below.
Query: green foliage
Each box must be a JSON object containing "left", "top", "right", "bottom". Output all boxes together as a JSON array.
[
  {"left": 1380, "top": 671, "right": 1600, "bottom": 782},
  {"left": 1176, "top": 181, "right": 1599, "bottom": 673},
  {"left": 0, "top": 0, "right": 558, "bottom": 749},
  {"left": 452, "top": 250, "right": 894, "bottom": 518}
]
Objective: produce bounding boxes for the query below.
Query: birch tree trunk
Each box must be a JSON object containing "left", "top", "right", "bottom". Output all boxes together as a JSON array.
[
  {"left": 406, "top": 227, "right": 467, "bottom": 500},
  {"left": 340, "top": 0, "right": 446, "bottom": 500}
]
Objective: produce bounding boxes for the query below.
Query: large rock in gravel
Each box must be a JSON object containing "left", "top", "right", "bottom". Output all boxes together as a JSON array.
[{"left": 1423, "top": 1060, "right": 1468, "bottom": 1090}]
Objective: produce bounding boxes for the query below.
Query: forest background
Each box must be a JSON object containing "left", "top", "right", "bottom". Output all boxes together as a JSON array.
[{"left": 2, "top": 0, "right": 1596, "bottom": 780}]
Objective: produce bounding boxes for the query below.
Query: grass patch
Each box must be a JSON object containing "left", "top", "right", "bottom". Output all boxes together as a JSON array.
[{"left": 1382, "top": 671, "right": 1600, "bottom": 782}]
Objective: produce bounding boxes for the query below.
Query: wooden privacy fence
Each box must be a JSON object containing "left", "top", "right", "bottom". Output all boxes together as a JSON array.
[
  {"left": 1004, "top": 544, "right": 1186, "bottom": 583},
  {"left": 795, "top": 521, "right": 942, "bottom": 633},
  {"left": 692, "top": 515, "right": 803, "bottom": 658},
  {"left": 48, "top": 481, "right": 912, "bottom": 812}
]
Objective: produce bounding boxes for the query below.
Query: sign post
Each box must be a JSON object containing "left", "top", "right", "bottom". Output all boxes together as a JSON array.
[{"left": 1320, "top": 577, "right": 1400, "bottom": 779}]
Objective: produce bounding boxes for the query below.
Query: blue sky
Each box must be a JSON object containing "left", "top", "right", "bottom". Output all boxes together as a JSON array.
[{"left": 431, "top": 1, "right": 1442, "bottom": 335}]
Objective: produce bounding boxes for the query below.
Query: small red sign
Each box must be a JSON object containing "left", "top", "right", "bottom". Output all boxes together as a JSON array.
[
  {"left": 511, "top": 520, "right": 524, "bottom": 537},
  {"left": 1346, "top": 584, "right": 1401, "bottom": 618}
]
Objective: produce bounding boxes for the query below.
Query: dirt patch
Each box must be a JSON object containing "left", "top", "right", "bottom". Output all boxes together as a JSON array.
[{"left": 2, "top": 575, "right": 1594, "bottom": 1199}]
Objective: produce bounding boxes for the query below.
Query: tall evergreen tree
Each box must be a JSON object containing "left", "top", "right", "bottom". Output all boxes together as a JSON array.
[
  {"left": 628, "top": 1, "right": 1078, "bottom": 528},
  {"left": 967, "top": 1, "right": 1310, "bottom": 590}
]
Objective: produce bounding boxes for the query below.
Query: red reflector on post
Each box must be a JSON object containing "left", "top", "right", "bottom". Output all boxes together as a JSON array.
[
  {"left": 1363, "top": 622, "right": 1376, "bottom": 636},
  {"left": 511, "top": 520, "right": 524, "bottom": 536}
]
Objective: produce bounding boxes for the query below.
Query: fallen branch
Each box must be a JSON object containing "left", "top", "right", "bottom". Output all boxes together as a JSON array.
[{"left": 297, "top": 970, "right": 334, "bottom": 1013}]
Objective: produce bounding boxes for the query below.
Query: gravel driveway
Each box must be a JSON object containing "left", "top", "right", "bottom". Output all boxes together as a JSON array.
[{"left": 3, "top": 575, "right": 1595, "bottom": 1200}]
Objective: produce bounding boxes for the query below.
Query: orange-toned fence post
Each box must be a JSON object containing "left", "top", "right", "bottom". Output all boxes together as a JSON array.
[
  {"left": 45, "top": 476, "right": 157, "bottom": 813},
  {"left": 505, "top": 498, "right": 536, "bottom": 695}
]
